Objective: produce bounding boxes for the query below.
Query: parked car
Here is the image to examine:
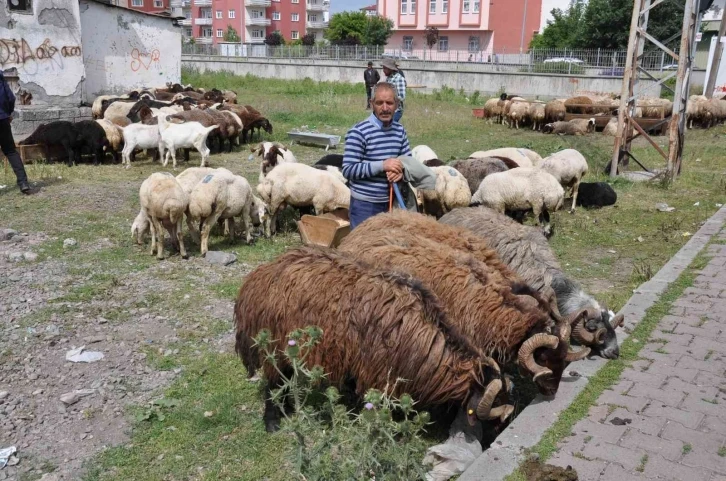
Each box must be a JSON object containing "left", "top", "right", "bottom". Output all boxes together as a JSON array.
[
  {"left": 600, "top": 67, "right": 625, "bottom": 77},
  {"left": 663, "top": 64, "right": 679, "bottom": 70},
  {"left": 543, "top": 57, "right": 584, "bottom": 64}
]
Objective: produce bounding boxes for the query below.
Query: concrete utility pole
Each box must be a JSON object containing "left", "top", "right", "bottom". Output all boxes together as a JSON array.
[{"left": 705, "top": 13, "right": 726, "bottom": 97}]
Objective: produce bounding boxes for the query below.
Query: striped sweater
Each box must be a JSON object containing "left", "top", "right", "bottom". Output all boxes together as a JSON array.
[{"left": 342, "top": 114, "right": 412, "bottom": 203}]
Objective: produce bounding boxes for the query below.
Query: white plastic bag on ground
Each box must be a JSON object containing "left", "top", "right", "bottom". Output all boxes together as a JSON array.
[
  {"left": 423, "top": 408, "right": 483, "bottom": 481},
  {"left": 65, "top": 346, "right": 104, "bottom": 363}
]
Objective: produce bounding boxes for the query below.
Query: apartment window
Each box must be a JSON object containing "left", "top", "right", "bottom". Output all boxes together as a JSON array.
[
  {"left": 308, "top": 13, "right": 317, "bottom": 21},
  {"left": 131, "top": 0, "right": 143, "bottom": 6},
  {"left": 292, "top": 12, "right": 299, "bottom": 21},
  {"left": 8, "top": 0, "right": 31, "bottom": 12},
  {"left": 438, "top": 36, "right": 448, "bottom": 51},
  {"left": 292, "top": 0, "right": 299, "bottom": 3},
  {"left": 202, "top": 27, "right": 213, "bottom": 37},
  {"left": 272, "top": 11, "right": 280, "bottom": 20},
  {"left": 186, "top": 28, "right": 192, "bottom": 36},
  {"left": 291, "top": 30, "right": 299, "bottom": 39},
  {"left": 154, "top": 0, "right": 163, "bottom": 7},
  {"left": 462, "top": 0, "right": 469, "bottom": 12},
  {"left": 429, "top": 0, "right": 435, "bottom": 14},
  {"left": 201, "top": 7, "right": 211, "bottom": 17},
  {"left": 468, "top": 35, "right": 479, "bottom": 52},
  {"left": 251, "top": 9, "right": 263, "bottom": 17},
  {"left": 272, "top": 0, "right": 280, "bottom": 2},
  {"left": 442, "top": 0, "right": 447, "bottom": 13},
  {"left": 401, "top": 0, "right": 407, "bottom": 14},
  {"left": 215, "top": 10, "right": 222, "bottom": 18},
  {"left": 228, "top": 9, "right": 235, "bottom": 18},
  {"left": 410, "top": 0, "right": 415, "bottom": 13},
  {"left": 216, "top": 29, "right": 223, "bottom": 37},
  {"left": 403, "top": 36, "right": 413, "bottom": 50},
  {"left": 252, "top": 29, "right": 265, "bottom": 38},
  {"left": 473, "top": 0, "right": 479, "bottom": 12}
]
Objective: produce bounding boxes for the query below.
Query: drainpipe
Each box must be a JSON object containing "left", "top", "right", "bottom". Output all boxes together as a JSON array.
[{"left": 520, "top": 0, "right": 528, "bottom": 53}]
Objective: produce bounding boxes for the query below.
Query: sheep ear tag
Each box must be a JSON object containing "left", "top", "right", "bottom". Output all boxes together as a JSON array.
[
  {"left": 202, "top": 174, "right": 214, "bottom": 184},
  {"left": 465, "top": 396, "right": 480, "bottom": 426}
]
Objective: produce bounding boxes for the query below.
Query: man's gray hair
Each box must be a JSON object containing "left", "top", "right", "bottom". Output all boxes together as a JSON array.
[{"left": 371, "top": 82, "right": 400, "bottom": 104}]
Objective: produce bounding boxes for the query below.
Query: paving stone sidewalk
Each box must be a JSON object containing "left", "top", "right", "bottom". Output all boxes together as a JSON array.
[{"left": 550, "top": 229, "right": 726, "bottom": 481}]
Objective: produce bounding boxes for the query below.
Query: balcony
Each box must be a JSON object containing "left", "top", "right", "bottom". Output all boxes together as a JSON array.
[
  {"left": 195, "top": 17, "right": 213, "bottom": 25},
  {"left": 179, "top": 18, "right": 192, "bottom": 25},
  {"left": 248, "top": 37, "right": 265, "bottom": 43},
  {"left": 170, "top": 0, "right": 182, "bottom": 6},
  {"left": 246, "top": 17, "right": 271, "bottom": 26},
  {"left": 194, "top": 0, "right": 211, "bottom": 5},
  {"left": 306, "top": 2, "right": 328, "bottom": 11},
  {"left": 306, "top": 20, "right": 328, "bottom": 29},
  {"left": 195, "top": 37, "right": 213, "bottom": 44},
  {"left": 245, "top": 0, "right": 272, "bottom": 6}
]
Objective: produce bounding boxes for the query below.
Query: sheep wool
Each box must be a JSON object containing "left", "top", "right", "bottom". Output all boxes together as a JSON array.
[{"left": 537, "top": 149, "right": 589, "bottom": 212}]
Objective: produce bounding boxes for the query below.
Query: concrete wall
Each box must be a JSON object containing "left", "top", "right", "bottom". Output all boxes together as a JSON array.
[
  {"left": 80, "top": 0, "right": 181, "bottom": 99},
  {"left": 181, "top": 55, "right": 663, "bottom": 99},
  {"left": 0, "top": 0, "right": 85, "bottom": 106}
]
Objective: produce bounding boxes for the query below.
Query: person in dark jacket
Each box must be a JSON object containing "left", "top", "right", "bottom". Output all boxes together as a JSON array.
[
  {"left": 0, "top": 72, "right": 30, "bottom": 194},
  {"left": 363, "top": 61, "right": 380, "bottom": 109}
]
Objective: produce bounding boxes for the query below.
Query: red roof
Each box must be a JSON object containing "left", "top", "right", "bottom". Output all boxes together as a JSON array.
[{"left": 360, "top": 4, "right": 377, "bottom": 11}]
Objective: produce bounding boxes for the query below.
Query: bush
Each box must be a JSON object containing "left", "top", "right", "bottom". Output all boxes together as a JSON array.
[
  {"left": 528, "top": 61, "right": 586, "bottom": 75},
  {"left": 254, "top": 326, "right": 431, "bottom": 480}
]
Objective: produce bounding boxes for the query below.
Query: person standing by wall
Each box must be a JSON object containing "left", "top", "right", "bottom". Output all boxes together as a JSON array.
[
  {"left": 363, "top": 61, "right": 380, "bottom": 110},
  {"left": 0, "top": 71, "right": 30, "bottom": 194},
  {"left": 381, "top": 59, "right": 406, "bottom": 123}
]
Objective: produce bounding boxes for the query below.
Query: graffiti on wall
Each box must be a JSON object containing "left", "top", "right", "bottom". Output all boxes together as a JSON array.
[
  {"left": 130, "top": 48, "right": 161, "bottom": 72},
  {"left": 0, "top": 38, "right": 82, "bottom": 68}
]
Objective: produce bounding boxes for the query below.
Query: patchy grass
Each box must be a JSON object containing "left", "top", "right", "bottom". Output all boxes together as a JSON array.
[{"left": 3, "top": 70, "right": 723, "bottom": 480}]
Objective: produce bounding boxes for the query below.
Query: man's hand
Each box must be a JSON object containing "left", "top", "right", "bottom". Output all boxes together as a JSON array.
[
  {"left": 382, "top": 158, "right": 402, "bottom": 174},
  {"left": 386, "top": 171, "right": 403, "bottom": 183}
]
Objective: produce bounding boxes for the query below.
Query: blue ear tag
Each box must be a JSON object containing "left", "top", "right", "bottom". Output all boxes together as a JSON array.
[
  {"left": 202, "top": 174, "right": 214, "bottom": 184},
  {"left": 448, "top": 168, "right": 457, "bottom": 176}
]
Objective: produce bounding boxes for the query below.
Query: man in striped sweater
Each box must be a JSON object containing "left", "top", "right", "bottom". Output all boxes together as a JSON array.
[{"left": 342, "top": 83, "right": 411, "bottom": 229}]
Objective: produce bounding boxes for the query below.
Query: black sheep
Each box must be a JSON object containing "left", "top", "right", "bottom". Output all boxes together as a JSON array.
[
  {"left": 423, "top": 158, "right": 445, "bottom": 167},
  {"left": 75, "top": 120, "right": 110, "bottom": 165},
  {"left": 314, "top": 153, "right": 343, "bottom": 169},
  {"left": 126, "top": 99, "right": 173, "bottom": 122},
  {"left": 575, "top": 182, "right": 617, "bottom": 208},
  {"left": 19, "top": 121, "right": 80, "bottom": 166}
]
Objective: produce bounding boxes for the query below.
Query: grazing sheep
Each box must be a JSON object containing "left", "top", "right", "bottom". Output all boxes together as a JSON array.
[
  {"left": 188, "top": 170, "right": 254, "bottom": 255},
  {"left": 530, "top": 102, "right": 546, "bottom": 131},
  {"left": 250, "top": 194, "right": 271, "bottom": 238},
  {"left": 421, "top": 166, "right": 472, "bottom": 218},
  {"left": 19, "top": 121, "right": 80, "bottom": 166},
  {"left": 167, "top": 109, "right": 219, "bottom": 154},
  {"left": 576, "top": 182, "right": 617, "bottom": 208},
  {"left": 564, "top": 96, "right": 593, "bottom": 114},
  {"left": 202, "top": 106, "right": 236, "bottom": 153},
  {"left": 341, "top": 212, "right": 590, "bottom": 396},
  {"left": 544, "top": 99, "right": 567, "bottom": 122},
  {"left": 469, "top": 148, "right": 538, "bottom": 167},
  {"left": 440, "top": 206, "right": 624, "bottom": 358},
  {"left": 639, "top": 98, "right": 673, "bottom": 119},
  {"left": 451, "top": 157, "right": 511, "bottom": 194},
  {"left": 95, "top": 119, "right": 124, "bottom": 163},
  {"left": 536, "top": 149, "right": 589, "bottom": 212},
  {"left": 506, "top": 101, "right": 530, "bottom": 129},
  {"left": 256, "top": 163, "right": 350, "bottom": 234},
  {"left": 93, "top": 94, "right": 127, "bottom": 119},
  {"left": 542, "top": 118, "right": 595, "bottom": 136},
  {"left": 131, "top": 208, "right": 150, "bottom": 245},
  {"left": 235, "top": 246, "right": 506, "bottom": 432},
  {"left": 74, "top": 120, "right": 110, "bottom": 166},
  {"left": 471, "top": 168, "right": 564, "bottom": 236},
  {"left": 139, "top": 172, "right": 189, "bottom": 260},
  {"left": 102, "top": 99, "right": 136, "bottom": 120},
  {"left": 483, "top": 97, "right": 507, "bottom": 124},
  {"left": 253, "top": 141, "right": 298, "bottom": 183},
  {"left": 121, "top": 123, "right": 161, "bottom": 169},
  {"left": 175, "top": 166, "right": 217, "bottom": 194},
  {"left": 412, "top": 145, "right": 439, "bottom": 164},
  {"left": 157, "top": 115, "right": 218, "bottom": 169}
]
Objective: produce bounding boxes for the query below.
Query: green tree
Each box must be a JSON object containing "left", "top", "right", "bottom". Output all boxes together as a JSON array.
[
  {"left": 424, "top": 26, "right": 439, "bottom": 50},
  {"left": 223, "top": 25, "right": 240, "bottom": 42},
  {"left": 325, "top": 11, "right": 367, "bottom": 45},
  {"left": 264, "top": 30, "right": 285, "bottom": 46},
  {"left": 301, "top": 33, "right": 316, "bottom": 46},
  {"left": 363, "top": 15, "right": 394, "bottom": 45},
  {"left": 529, "top": 0, "right": 585, "bottom": 49}
]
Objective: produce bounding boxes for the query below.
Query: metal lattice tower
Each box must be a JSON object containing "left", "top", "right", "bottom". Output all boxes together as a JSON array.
[{"left": 610, "top": 0, "right": 705, "bottom": 180}]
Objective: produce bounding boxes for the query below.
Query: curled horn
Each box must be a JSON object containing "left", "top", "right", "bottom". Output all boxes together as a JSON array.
[
  {"left": 565, "top": 346, "right": 591, "bottom": 362},
  {"left": 570, "top": 308, "right": 606, "bottom": 346},
  {"left": 272, "top": 141, "right": 287, "bottom": 151},
  {"left": 517, "top": 333, "right": 559, "bottom": 381},
  {"left": 541, "top": 286, "right": 564, "bottom": 323},
  {"left": 488, "top": 404, "right": 515, "bottom": 423},
  {"left": 610, "top": 313, "right": 625, "bottom": 330},
  {"left": 476, "top": 379, "right": 502, "bottom": 419},
  {"left": 482, "top": 356, "right": 501, "bottom": 376}
]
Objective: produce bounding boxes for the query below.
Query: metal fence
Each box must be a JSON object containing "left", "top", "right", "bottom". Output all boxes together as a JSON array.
[{"left": 182, "top": 43, "right": 701, "bottom": 76}]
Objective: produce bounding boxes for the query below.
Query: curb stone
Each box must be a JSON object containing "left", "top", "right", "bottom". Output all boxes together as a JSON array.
[{"left": 459, "top": 205, "right": 726, "bottom": 481}]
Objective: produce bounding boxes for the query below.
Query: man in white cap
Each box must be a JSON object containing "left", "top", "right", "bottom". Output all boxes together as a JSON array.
[{"left": 381, "top": 58, "right": 406, "bottom": 122}]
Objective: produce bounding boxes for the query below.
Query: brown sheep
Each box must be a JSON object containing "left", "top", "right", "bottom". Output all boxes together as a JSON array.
[
  {"left": 339, "top": 211, "right": 591, "bottom": 396},
  {"left": 545, "top": 99, "right": 567, "bottom": 122},
  {"left": 95, "top": 119, "right": 124, "bottom": 163},
  {"left": 564, "top": 96, "right": 594, "bottom": 115},
  {"left": 234, "top": 246, "right": 508, "bottom": 432},
  {"left": 439, "top": 206, "right": 624, "bottom": 359},
  {"left": 202, "top": 107, "right": 234, "bottom": 152},
  {"left": 106, "top": 115, "right": 131, "bottom": 128}
]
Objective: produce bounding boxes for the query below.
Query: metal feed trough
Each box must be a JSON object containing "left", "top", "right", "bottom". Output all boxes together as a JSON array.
[{"left": 287, "top": 131, "right": 341, "bottom": 151}]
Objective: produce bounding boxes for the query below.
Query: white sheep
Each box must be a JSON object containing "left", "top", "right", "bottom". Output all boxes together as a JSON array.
[
  {"left": 176, "top": 166, "right": 233, "bottom": 236},
  {"left": 469, "top": 147, "right": 539, "bottom": 167},
  {"left": 253, "top": 141, "right": 297, "bottom": 183},
  {"left": 103, "top": 100, "right": 135, "bottom": 120},
  {"left": 411, "top": 145, "right": 439, "bottom": 164},
  {"left": 131, "top": 208, "right": 150, "bottom": 245},
  {"left": 250, "top": 194, "right": 272, "bottom": 238},
  {"left": 93, "top": 94, "right": 128, "bottom": 119},
  {"left": 157, "top": 114, "right": 218, "bottom": 169},
  {"left": 121, "top": 123, "right": 161, "bottom": 169},
  {"left": 256, "top": 163, "right": 350, "bottom": 235},
  {"left": 139, "top": 172, "right": 190, "bottom": 260},
  {"left": 507, "top": 101, "right": 529, "bottom": 129},
  {"left": 536, "top": 149, "right": 589, "bottom": 213},
  {"left": 542, "top": 118, "right": 595, "bottom": 135},
  {"left": 420, "top": 166, "right": 472, "bottom": 218},
  {"left": 530, "top": 102, "right": 546, "bottom": 131},
  {"left": 471, "top": 167, "right": 564, "bottom": 236},
  {"left": 188, "top": 170, "right": 254, "bottom": 255}
]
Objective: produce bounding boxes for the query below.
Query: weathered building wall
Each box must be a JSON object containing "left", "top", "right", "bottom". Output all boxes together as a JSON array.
[
  {"left": 0, "top": 0, "right": 85, "bottom": 105},
  {"left": 80, "top": 0, "right": 181, "bottom": 99}
]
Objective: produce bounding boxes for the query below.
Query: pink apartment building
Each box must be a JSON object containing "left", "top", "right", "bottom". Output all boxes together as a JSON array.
[
  {"left": 129, "top": 0, "right": 328, "bottom": 44},
  {"left": 377, "top": 0, "right": 542, "bottom": 56}
]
